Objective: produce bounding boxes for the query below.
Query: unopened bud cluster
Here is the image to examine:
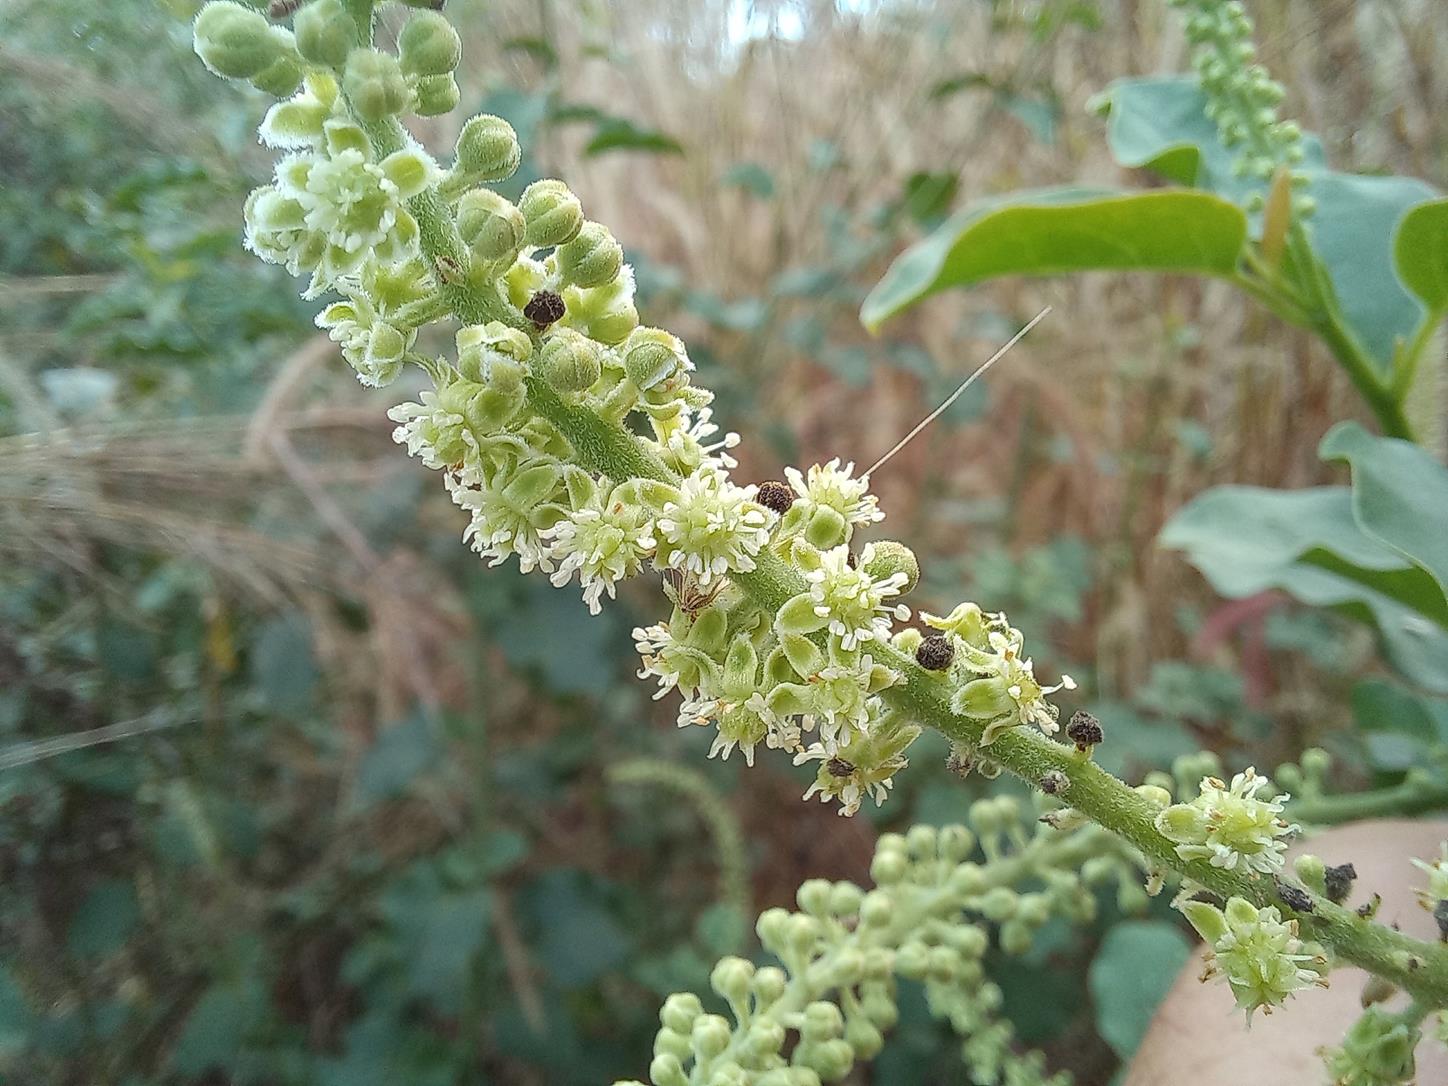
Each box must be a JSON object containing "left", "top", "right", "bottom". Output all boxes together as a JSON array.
[
  {"left": 615, "top": 803, "right": 1143, "bottom": 1086},
  {"left": 1167, "top": 0, "right": 1314, "bottom": 217}
]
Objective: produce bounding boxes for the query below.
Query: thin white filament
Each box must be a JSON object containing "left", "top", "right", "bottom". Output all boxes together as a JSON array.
[{"left": 862, "top": 306, "right": 1052, "bottom": 480}]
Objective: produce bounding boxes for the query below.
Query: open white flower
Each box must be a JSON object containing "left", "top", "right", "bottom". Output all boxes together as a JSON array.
[
  {"left": 802, "top": 544, "right": 910, "bottom": 651},
  {"left": 1156, "top": 768, "right": 1298, "bottom": 875},
  {"left": 544, "top": 486, "right": 656, "bottom": 614},
  {"left": 655, "top": 469, "right": 773, "bottom": 585},
  {"left": 785, "top": 458, "right": 883, "bottom": 528}
]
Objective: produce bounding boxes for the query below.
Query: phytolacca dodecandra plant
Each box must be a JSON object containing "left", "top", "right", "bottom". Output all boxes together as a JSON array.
[{"left": 191, "top": 3, "right": 1448, "bottom": 1083}]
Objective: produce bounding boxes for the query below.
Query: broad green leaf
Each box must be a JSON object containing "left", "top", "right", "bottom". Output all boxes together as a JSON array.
[
  {"left": 1306, "top": 173, "right": 1439, "bottom": 371},
  {"left": 1089, "top": 921, "right": 1191, "bottom": 1060},
  {"left": 67, "top": 879, "right": 139, "bottom": 959},
  {"left": 1161, "top": 485, "right": 1448, "bottom": 693},
  {"left": 350, "top": 712, "right": 443, "bottom": 810},
  {"left": 861, "top": 188, "right": 1247, "bottom": 329},
  {"left": 1095, "top": 76, "right": 1324, "bottom": 198},
  {"left": 1351, "top": 679, "right": 1448, "bottom": 772},
  {"left": 1395, "top": 198, "right": 1448, "bottom": 313},
  {"left": 1320, "top": 421, "right": 1448, "bottom": 601}
]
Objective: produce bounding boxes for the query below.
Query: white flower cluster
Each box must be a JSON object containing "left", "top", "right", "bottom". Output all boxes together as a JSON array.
[
  {"left": 1180, "top": 896, "right": 1326, "bottom": 1022},
  {"left": 201, "top": 1, "right": 1080, "bottom": 818}
]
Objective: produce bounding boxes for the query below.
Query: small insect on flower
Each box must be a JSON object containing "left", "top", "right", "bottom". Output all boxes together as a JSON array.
[{"left": 663, "top": 568, "right": 728, "bottom": 617}]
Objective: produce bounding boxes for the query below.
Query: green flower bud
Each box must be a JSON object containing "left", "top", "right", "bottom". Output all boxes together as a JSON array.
[
  {"left": 979, "top": 886, "right": 1018, "bottom": 922},
  {"left": 828, "top": 881, "right": 863, "bottom": 917},
  {"left": 399, "top": 11, "right": 461, "bottom": 76},
  {"left": 293, "top": 0, "right": 357, "bottom": 67},
  {"left": 844, "top": 1016, "right": 884, "bottom": 1059},
  {"left": 520, "top": 178, "right": 584, "bottom": 247},
  {"left": 801, "top": 1001, "right": 844, "bottom": 1041},
  {"left": 869, "top": 848, "right": 907, "bottom": 886},
  {"left": 784, "top": 914, "right": 821, "bottom": 957},
  {"left": 949, "top": 923, "right": 989, "bottom": 958},
  {"left": 456, "top": 190, "right": 525, "bottom": 269},
  {"left": 1016, "top": 893, "right": 1051, "bottom": 927},
  {"left": 862, "top": 540, "right": 919, "bottom": 594},
  {"left": 937, "top": 824, "right": 975, "bottom": 863},
  {"left": 751, "top": 966, "right": 788, "bottom": 1006},
  {"left": 709, "top": 956, "right": 754, "bottom": 1005},
  {"left": 659, "top": 992, "right": 703, "bottom": 1034},
  {"left": 623, "top": 328, "right": 686, "bottom": 392},
  {"left": 858, "top": 890, "right": 893, "bottom": 928},
  {"left": 1323, "top": 1007, "right": 1419, "bottom": 1086},
  {"left": 742, "top": 1019, "right": 786, "bottom": 1060},
  {"left": 653, "top": 1027, "right": 692, "bottom": 1062},
  {"left": 563, "top": 275, "right": 638, "bottom": 345},
  {"left": 343, "top": 48, "right": 409, "bottom": 121},
  {"left": 905, "top": 824, "right": 937, "bottom": 859},
  {"left": 927, "top": 945, "right": 962, "bottom": 981},
  {"left": 755, "top": 907, "right": 791, "bottom": 954},
  {"left": 413, "top": 74, "right": 460, "bottom": 116},
  {"left": 803, "top": 1039, "right": 854, "bottom": 1080},
  {"left": 948, "top": 862, "right": 986, "bottom": 898},
  {"left": 861, "top": 992, "right": 898, "bottom": 1029},
  {"left": 797, "top": 878, "right": 832, "bottom": 917},
  {"left": 648, "top": 1054, "right": 687, "bottom": 1086},
  {"left": 557, "top": 221, "right": 624, "bottom": 288},
  {"left": 454, "top": 115, "right": 522, "bottom": 181},
  {"left": 251, "top": 35, "right": 305, "bottom": 97},
  {"left": 541, "top": 334, "right": 602, "bottom": 396},
  {"left": 691, "top": 1014, "right": 732, "bottom": 1059},
  {"left": 194, "top": 1, "right": 282, "bottom": 80}
]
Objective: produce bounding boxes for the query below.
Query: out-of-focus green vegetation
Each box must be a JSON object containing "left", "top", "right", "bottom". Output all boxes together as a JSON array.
[{"left": 2, "top": 1, "right": 1446, "bottom": 1083}]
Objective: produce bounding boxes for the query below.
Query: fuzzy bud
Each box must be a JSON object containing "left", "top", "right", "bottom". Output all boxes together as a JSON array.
[
  {"left": 538, "top": 329, "right": 602, "bottom": 393},
  {"left": 343, "top": 48, "right": 409, "bottom": 121},
  {"left": 251, "top": 44, "right": 305, "bottom": 97},
  {"left": 557, "top": 221, "right": 624, "bottom": 288},
  {"left": 413, "top": 74, "right": 461, "bottom": 116},
  {"left": 398, "top": 11, "right": 461, "bottom": 76},
  {"left": 623, "top": 328, "right": 686, "bottom": 391},
  {"left": 520, "top": 179, "right": 584, "bottom": 247},
  {"left": 456, "top": 190, "right": 525, "bottom": 269},
  {"left": 194, "top": 1, "right": 282, "bottom": 79},
  {"left": 293, "top": 0, "right": 357, "bottom": 66},
  {"left": 454, "top": 115, "right": 522, "bottom": 181}
]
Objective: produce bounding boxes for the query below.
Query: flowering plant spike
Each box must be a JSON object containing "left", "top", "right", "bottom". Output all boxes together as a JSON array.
[{"left": 191, "top": 1, "right": 1448, "bottom": 1081}]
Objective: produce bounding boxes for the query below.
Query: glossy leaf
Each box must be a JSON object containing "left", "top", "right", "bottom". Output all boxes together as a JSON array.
[
  {"left": 1320, "top": 421, "right": 1448, "bottom": 600},
  {"left": 1306, "top": 173, "right": 1439, "bottom": 371},
  {"left": 1095, "top": 76, "right": 1324, "bottom": 199},
  {"left": 861, "top": 188, "right": 1247, "bottom": 329},
  {"left": 1160, "top": 485, "right": 1448, "bottom": 693}
]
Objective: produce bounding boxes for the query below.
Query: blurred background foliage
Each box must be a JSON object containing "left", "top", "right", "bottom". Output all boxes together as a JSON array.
[{"left": 1, "top": 0, "right": 1446, "bottom": 1082}]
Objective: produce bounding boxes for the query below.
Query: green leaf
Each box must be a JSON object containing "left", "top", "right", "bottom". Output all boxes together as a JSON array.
[
  {"left": 67, "top": 879, "right": 139, "bottom": 959},
  {"left": 1306, "top": 173, "right": 1439, "bottom": 371},
  {"left": 1395, "top": 198, "right": 1448, "bottom": 313},
  {"left": 350, "top": 712, "right": 443, "bottom": 810},
  {"left": 249, "top": 612, "right": 317, "bottom": 715},
  {"left": 1161, "top": 485, "right": 1448, "bottom": 693},
  {"left": 722, "top": 162, "right": 774, "bottom": 199},
  {"left": 1351, "top": 679, "right": 1448, "bottom": 772},
  {"left": 1089, "top": 920, "right": 1191, "bottom": 1060},
  {"left": 861, "top": 188, "right": 1247, "bottom": 329},
  {"left": 584, "top": 119, "right": 683, "bottom": 157},
  {"left": 1095, "top": 76, "right": 1324, "bottom": 197},
  {"left": 1320, "top": 421, "right": 1448, "bottom": 602}
]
